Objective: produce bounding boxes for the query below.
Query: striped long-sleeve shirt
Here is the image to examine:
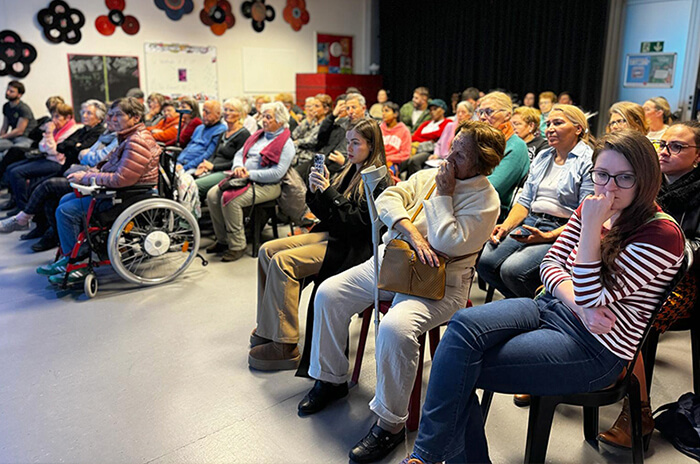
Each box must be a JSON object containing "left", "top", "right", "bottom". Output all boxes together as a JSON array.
[{"left": 540, "top": 206, "right": 684, "bottom": 360}]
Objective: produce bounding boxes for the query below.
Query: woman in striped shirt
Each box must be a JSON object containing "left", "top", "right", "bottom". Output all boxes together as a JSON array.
[{"left": 401, "top": 130, "right": 685, "bottom": 464}]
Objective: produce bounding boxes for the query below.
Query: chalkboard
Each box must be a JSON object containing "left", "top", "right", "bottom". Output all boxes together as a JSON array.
[{"left": 68, "top": 54, "right": 140, "bottom": 118}]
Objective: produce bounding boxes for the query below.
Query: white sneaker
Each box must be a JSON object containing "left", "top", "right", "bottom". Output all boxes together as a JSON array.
[{"left": 0, "top": 216, "right": 29, "bottom": 233}]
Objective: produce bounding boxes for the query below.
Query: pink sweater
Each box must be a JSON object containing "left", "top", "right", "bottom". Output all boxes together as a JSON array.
[
  {"left": 380, "top": 121, "right": 412, "bottom": 165},
  {"left": 39, "top": 119, "right": 80, "bottom": 165}
]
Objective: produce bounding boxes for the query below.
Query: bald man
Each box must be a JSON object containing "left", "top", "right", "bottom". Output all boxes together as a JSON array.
[{"left": 177, "top": 100, "right": 226, "bottom": 172}]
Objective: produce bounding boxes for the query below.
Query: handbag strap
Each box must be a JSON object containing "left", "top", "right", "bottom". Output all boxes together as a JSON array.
[{"left": 410, "top": 183, "right": 437, "bottom": 223}]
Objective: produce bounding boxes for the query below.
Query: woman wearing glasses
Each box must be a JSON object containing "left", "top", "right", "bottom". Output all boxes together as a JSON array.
[
  {"left": 607, "top": 101, "right": 648, "bottom": 135},
  {"left": 477, "top": 91, "right": 529, "bottom": 219},
  {"left": 402, "top": 130, "right": 685, "bottom": 464},
  {"left": 597, "top": 121, "right": 700, "bottom": 449},
  {"left": 478, "top": 104, "right": 593, "bottom": 300}
]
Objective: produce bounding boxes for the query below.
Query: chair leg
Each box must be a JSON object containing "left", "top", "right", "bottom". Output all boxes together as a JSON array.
[
  {"left": 485, "top": 285, "right": 495, "bottom": 304},
  {"left": 350, "top": 307, "right": 373, "bottom": 387},
  {"left": 428, "top": 326, "right": 441, "bottom": 358},
  {"left": 270, "top": 207, "right": 279, "bottom": 239},
  {"left": 524, "top": 396, "right": 558, "bottom": 464},
  {"left": 691, "top": 326, "right": 700, "bottom": 394},
  {"left": 407, "top": 332, "right": 427, "bottom": 432},
  {"left": 628, "top": 377, "right": 646, "bottom": 464},
  {"left": 643, "top": 330, "right": 660, "bottom": 396},
  {"left": 582, "top": 406, "right": 599, "bottom": 442},
  {"left": 480, "top": 390, "right": 494, "bottom": 423}
]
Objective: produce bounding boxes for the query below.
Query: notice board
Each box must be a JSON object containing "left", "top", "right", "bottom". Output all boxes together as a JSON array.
[
  {"left": 144, "top": 43, "right": 218, "bottom": 102},
  {"left": 624, "top": 53, "right": 677, "bottom": 88}
]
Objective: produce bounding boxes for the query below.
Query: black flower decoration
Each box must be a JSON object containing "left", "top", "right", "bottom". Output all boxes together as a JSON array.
[
  {"left": 0, "top": 30, "right": 38, "bottom": 78},
  {"left": 37, "top": 0, "right": 85, "bottom": 45},
  {"left": 241, "top": 0, "right": 275, "bottom": 32}
]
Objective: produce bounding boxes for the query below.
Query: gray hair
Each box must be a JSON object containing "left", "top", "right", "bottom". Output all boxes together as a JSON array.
[
  {"left": 346, "top": 93, "right": 366, "bottom": 107},
  {"left": 457, "top": 100, "right": 475, "bottom": 115},
  {"left": 82, "top": 99, "right": 107, "bottom": 121},
  {"left": 261, "top": 101, "right": 290, "bottom": 128},
  {"left": 305, "top": 96, "right": 316, "bottom": 104},
  {"left": 223, "top": 98, "right": 246, "bottom": 121}
]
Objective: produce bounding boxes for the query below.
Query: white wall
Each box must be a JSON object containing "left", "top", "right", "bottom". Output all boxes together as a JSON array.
[
  {"left": 0, "top": 0, "right": 371, "bottom": 113},
  {"left": 617, "top": 0, "right": 698, "bottom": 115}
]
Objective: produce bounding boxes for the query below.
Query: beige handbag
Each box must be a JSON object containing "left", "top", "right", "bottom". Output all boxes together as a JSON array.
[{"left": 378, "top": 183, "right": 447, "bottom": 300}]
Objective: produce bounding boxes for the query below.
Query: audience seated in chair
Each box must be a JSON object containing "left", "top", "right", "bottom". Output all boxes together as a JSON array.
[
  {"left": 512, "top": 106, "right": 548, "bottom": 161},
  {"left": 247, "top": 118, "right": 392, "bottom": 372},
  {"left": 35, "top": 97, "right": 161, "bottom": 284},
  {"left": 193, "top": 98, "right": 250, "bottom": 198},
  {"left": 606, "top": 101, "right": 649, "bottom": 136},
  {"left": 144, "top": 92, "right": 165, "bottom": 127},
  {"left": 0, "top": 80, "right": 37, "bottom": 158},
  {"left": 399, "top": 86, "right": 431, "bottom": 134},
  {"left": 643, "top": 97, "right": 672, "bottom": 140},
  {"left": 379, "top": 101, "right": 411, "bottom": 177},
  {"left": 205, "top": 101, "right": 295, "bottom": 263},
  {"left": 147, "top": 101, "right": 179, "bottom": 146},
  {"left": 291, "top": 94, "right": 328, "bottom": 166},
  {"left": 176, "top": 96, "right": 203, "bottom": 148},
  {"left": 176, "top": 100, "right": 226, "bottom": 173},
  {"left": 402, "top": 98, "right": 450, "bottom": 178},
  {"left": 0, "top": 104, "right": 116, "bottom": 250},
  {"left": 299, "top": 121, "right": 503, "bottom": 463},
  {"left": 477, "top": 104, "right": 593, "bottom": 299},
  {"left": 402, "top": 130, "right": 685, "bottom": 464},
  {"left": 596, "top": 121, "right": 700, "bottom": 449},
  {"left": 538, "top": 91, "right": 557, "bottom": 136},
  {"left": 432, "top": 100, "right": 474, "bottom": 161}
]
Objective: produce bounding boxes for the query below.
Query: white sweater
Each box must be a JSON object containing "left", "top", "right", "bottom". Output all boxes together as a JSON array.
[{"left": 376, "top": 169, "right": 500, "bottom": 286}]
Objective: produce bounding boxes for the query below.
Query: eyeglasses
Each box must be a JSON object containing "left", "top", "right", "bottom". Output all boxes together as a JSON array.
[
  {"left": 476, "top": 108, "right": 504, "bottom": 118},
  {"left": 607, "top": 119, "right": 627, "bottom": 129},
  {"left": 656, "top": 140, "right": 700, "bottom": 155},
  {"left": 590, "top": 170, "right": 637, "bottom": 189}
]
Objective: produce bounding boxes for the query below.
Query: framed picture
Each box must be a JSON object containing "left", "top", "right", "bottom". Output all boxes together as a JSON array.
[{"left": 623, "top": 52, "right": 677, "bottom": 88}]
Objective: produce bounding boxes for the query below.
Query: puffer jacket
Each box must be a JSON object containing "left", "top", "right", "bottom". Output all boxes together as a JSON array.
[{"left": 82, "top": 123, "right": 161, "bottom": 188}]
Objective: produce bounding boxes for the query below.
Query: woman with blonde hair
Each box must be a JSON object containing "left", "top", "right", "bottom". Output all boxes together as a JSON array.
[
  {"left": 643, "top": 96, "right": 672, "bottom": 139},
  {"left": 607, "top": 101, "right": 648, "bottom": 135},
  {"left": 512, "top": 106, "right": 548, "bottom": 160},
  {"left": 248, "top": 118, "right": 392, "bottom": 371},
  {"left": 478, "top": 104, "right": 594, "bottom": 299}
]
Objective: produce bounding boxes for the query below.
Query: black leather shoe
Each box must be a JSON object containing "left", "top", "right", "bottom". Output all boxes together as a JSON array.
[
  {"left": 31, "top": 233, "right": 58, "bottom": 252},
  {"left": 205, "top": 242, "right": 228, "bottom": 254},
  {"left": 0, "top": 200, "right": 16, "bottom": 211},
  {"left": 349, "top": 424, "right": 405, "bottom": 463},
  {"left": 20, "top": 226, "right": 46, "bottom": 241},
  {"left": 298, "top": 380, "right": 348, "bottom": 415}
]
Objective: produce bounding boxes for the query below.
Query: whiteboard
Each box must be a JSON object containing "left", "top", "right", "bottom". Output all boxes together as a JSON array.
[
  {"left": 144, "top": 43, "right": 218, "bottom": 101},
  {"left": 242, "top": 47, "right": 297, "bottom": 93}
]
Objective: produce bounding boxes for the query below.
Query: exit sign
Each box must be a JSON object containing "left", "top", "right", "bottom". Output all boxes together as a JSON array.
[{"left": 641, "top": 41, "right": 664, "bottom": 53}]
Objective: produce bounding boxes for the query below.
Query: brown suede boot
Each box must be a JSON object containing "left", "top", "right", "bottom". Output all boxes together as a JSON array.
[
  {"left": 249, "top": 328, "right": 272, "bottom": 348},
  {"left": 248, "top": 341, "right": 300, "bottom": 371},
  {"left": 597, "top": 398, "right": 654, "bottom": 449}
]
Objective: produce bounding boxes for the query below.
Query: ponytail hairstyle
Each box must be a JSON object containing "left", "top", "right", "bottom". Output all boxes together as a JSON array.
[
  {"left": 593, "top": 130, "right": 662, "bottom": 291},
  {"left": 550, "top": 104, "right": 594, "bottom": 147},
  {"left": 331, "top": 118, "right": 393, "bottom": 202}
]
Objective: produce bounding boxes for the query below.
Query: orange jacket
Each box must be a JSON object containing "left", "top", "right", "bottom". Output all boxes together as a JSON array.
[{"left": 147, "top": 115, "right": 179, "bottom": 145}]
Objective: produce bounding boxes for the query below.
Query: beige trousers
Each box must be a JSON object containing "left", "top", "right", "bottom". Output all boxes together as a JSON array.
[
  {"left": 256, "top": 232, "right": 329, "bottom": 343},
  {"left": 207, "top": 183, "right": 281, "bottom": 251}
]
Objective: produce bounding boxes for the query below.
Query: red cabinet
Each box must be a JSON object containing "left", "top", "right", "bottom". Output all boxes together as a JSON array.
[{"left": 296, "top": 73, "right": 383, "bottom": 107}]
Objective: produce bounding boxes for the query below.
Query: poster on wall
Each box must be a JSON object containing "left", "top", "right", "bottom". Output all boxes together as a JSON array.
[
  {"left": 144, "top": 43, "right": 218, "bottom": 101},
  {"left": 623, "top": 52, "right": 677, "bottom": 88},
  {"left": 68, "top": 54, "right": 139, "bottom": 118},
  {"left": 316, "top": 33, "right": 352, "bottom": 74}
]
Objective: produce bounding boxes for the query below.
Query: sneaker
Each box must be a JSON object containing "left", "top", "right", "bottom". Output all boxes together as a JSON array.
[
  {"left": 36, "top": 256, "right": 69, "bottom": 276},
  {"left": 48, "top": 268, "right": 89, "bottom": 285},
  {"left": 0, "top": 216, "right": 29, "bottom": 233},
  {"left": 248, "top": 341, "right": 300, "bottom": 371}
]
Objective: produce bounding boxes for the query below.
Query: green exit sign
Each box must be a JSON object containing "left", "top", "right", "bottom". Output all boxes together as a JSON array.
[{"left": 641, "top": 41, "right": 664, "bottom": 53}]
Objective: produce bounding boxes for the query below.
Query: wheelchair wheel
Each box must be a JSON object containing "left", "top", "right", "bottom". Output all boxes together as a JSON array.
[
  {"left": 108, "top": 198, "right": 201, "bottom": 286},
  {"left": 84, "top": 273, "right": 98, "bottom": 298}
]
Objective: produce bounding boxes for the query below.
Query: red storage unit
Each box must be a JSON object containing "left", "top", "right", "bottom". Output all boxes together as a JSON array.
[{"left": 296, "top": 73, "right": 383, "bottom": 107}]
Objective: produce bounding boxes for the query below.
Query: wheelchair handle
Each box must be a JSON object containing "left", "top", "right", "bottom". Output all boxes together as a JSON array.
[{"left": 70, "top": 179, "right": 101, "bottom": 196}]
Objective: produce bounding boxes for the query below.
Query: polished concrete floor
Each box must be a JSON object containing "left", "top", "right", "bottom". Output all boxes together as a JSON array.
[{"left": 0, "top": 221, "right": 695, "bottom": 464}]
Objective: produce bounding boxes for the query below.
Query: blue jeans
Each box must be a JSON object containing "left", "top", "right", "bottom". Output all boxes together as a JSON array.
[
  {"left": 55, "top": 193, "right": 94, "bottom": 256},
  {"left": 7, "top": 158, "right": 62, "bottom": 210},
  {"left": 476, "top": 214, "right": 562, "bottom": 298},
  {"left": 413, "top": 294, "right": 625, "bottom": 464},
  {"left": 0, "top": 136, "right": 33, "bottom": 159}
]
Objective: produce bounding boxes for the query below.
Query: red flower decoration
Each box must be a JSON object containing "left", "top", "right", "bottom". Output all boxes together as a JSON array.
[
  {"left": 200, "top": 0, "right": 235, "bottom": 36},
  {"left": 95, "top": 0, "right": 139, "bottom": 36},
  {"left": 283, "top": 0, "right": 309, "bottom": 32}
]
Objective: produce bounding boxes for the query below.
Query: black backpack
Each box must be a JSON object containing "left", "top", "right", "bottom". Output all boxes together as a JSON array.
[{"left": 654, "top": 392, "right": 700, "bottom": 461}]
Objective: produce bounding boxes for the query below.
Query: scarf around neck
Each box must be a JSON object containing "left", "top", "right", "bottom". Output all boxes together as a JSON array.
[
  {"left": 658, "top": 166, "right": 700, "bottom": 215},
  {"left": 498, "top": 121, "right": 515, "bottom": 141}
]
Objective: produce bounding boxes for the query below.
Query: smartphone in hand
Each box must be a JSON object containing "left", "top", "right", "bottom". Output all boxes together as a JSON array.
[
  {"left": 313, "top": 153, "right": 325, "bottom": 173},
  {"left": 510, "top": 227, "right": 532, "bottom": 238}
]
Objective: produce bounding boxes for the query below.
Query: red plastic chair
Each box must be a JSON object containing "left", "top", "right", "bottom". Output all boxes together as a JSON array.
[{"left": 351, "top": 299, "right": 473, "bottom": 431}]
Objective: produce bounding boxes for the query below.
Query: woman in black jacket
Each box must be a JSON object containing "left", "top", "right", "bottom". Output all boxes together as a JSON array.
[{"left": 247, "top": 118, "right": 392, "bottom": 372}]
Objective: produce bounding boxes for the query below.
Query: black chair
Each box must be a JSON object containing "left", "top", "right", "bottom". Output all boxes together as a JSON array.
[
  {"left": 248, "top": 200, "right": 279, "bottom": 258},
  {"left": 480, "top": 250, "right": 691, "bottom": 464}
]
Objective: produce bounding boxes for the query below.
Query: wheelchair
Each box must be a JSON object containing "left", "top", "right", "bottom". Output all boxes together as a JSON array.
[{"left": 54, "top": 149, "right": 207, "bottom": 298}]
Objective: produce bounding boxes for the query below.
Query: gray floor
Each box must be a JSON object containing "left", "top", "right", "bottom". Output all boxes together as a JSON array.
[{"left": 0, "top": 221, "right": 695, "bottom": 464}]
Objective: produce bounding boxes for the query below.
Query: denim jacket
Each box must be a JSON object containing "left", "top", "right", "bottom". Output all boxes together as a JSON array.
[{"left": 517, "top": 140, "right": 594, "bottom": 214}]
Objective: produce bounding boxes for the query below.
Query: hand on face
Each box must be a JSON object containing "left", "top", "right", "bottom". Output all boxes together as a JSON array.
[
  {"left": 580, "top": 191, "right": 616, "bottom": 228},
  {"left": 435, "top": 160, "right": 456, "bottom": 196}
]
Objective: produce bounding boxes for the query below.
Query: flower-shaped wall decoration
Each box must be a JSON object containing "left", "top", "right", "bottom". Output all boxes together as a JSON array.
[
  {"left": 241, "top": 0, "right": 275, "bottom": 33},
  {"left": 283, "top": 0, "right": 309, "bottom": 32},
  {"left": 0, "top": 30, "right": 38, "bottom": 78},
  {"left": 200, "top": 0, "right": 235, "bottom": 36},
  {"left": 155, "top": 0, "right": 194, "bottom": 21},
  {"left": 95, "top": 0, "right": 140, "bottom": 36},
  {"left": 37, "top": 0, "right": 85, "bottom": 44}
]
